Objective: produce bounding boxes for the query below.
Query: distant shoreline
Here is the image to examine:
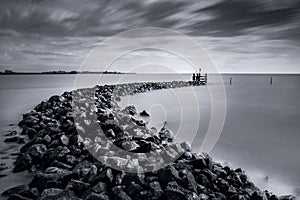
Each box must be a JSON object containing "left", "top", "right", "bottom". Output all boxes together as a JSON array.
[
  {"left": 0, "top": 71, "right": 135, "bottom": 75},
  {"left": 0, "top": 72, "right": 299, "bottom": 75}
]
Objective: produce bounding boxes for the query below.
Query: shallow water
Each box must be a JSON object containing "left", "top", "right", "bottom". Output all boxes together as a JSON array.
[
  {"left": 0, "top": 74, "right": 299, "bottom": 198},
  {"left": 122, "top": 74, "right": 300, "bottom": 198}
]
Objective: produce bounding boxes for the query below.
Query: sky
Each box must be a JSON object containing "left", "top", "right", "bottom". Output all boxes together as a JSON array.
[{"left": 0, "top": 0, "right": 300, "bottom": 73}]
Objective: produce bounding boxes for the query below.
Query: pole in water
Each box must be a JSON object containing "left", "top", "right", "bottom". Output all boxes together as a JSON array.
[
  {"left": 230, "top": 77, "right": 232, "bottom": 85},
  {"left": 270, "top": 77, "right": 273, "bottom": 85}
]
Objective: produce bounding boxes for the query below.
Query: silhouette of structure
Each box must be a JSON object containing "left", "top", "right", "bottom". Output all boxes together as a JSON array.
[{"left": 192, "top": 68, "right": 207, "bottom": 85}]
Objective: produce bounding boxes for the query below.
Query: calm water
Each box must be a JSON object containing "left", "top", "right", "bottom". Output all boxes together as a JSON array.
[{"left": 0, "top": 74, "right": 299, "bottom": 198}]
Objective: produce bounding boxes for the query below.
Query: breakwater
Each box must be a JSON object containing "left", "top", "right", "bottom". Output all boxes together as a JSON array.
[{"left": 2, "top": 81, "right": 294, "bottom": 200}]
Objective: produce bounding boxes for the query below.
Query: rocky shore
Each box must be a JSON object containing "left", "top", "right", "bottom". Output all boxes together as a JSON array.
[{"left": 1, "top": 81, "right": 295, "bottom": 200}]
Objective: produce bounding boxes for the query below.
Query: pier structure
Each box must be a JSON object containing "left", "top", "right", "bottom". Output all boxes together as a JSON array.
[{"left": 191, "top": 68, "right": 207, "bottom": 85}]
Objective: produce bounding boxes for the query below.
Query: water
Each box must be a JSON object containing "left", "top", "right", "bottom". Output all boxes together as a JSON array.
[{"left": 0, "top": 74, "right": 299, "bottom": 198}]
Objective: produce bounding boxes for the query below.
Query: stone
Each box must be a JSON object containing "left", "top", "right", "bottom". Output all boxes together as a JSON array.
[
  {"left": 189, "top": 158, "right": 207, "bottom": 169},
  {"left": 40, "top": 188, "right": 63, "bottom": 200},
  {"left": 92, "top": 182, "right": 107, "bottom": 193},
  {"left": 157, "top": 165, "right": 180, "bottom": 186},
  {"left": 196, "top": 174, "right": 210, "bottom": 187},
  {"left": 123, "top": 105, "right": 137, "bottom": 115},
  {"left": 177, "top": 169, "right": 197, "bottom": 193},
  {"left": 122, "top": 172, "right": 145, "bottom": 186},
  {"left": 199, "top": 193, "right": 209, "bottom": 200},
  {"left": 125, "top": 181, "right": 143, "bottom": 197},
  {"left": 164, "top": 187, "right": 186, "bottom": 200},
  {"left": 30, "top": 168, "right": 73, "bottom": 192},
  {"left": 2, "top": 185, "right": 27, "bottom": 196},
  {"left": 140, "top": 110, "right": 150, "bottom": 117},
  {"left": 4, "top": 136, "right": 19, "bottom": 143},
  {"left": 69, "top": 179, "right": 90, "bottom": 196},
  {"left": 94, "top": 167, "right": 114, "bottom": 185},
  {"left": 148, "top": 181, "right": 163, "bottom": 199},
  {"left": 7, "top": 194, "right": 32, "bottom": 200},
  {"left": 111, "top": 186, "right": 132, "bottom": 200},
  {"left": 73, "top": 160, "right": 98, "bottom": 182},
  {"left": 60, "top": 135, "right": 70, "bottom": 146},
  {"left": 21, "top": 127, "right": 37, "bottom": 140},
  {"left": 28, "top": 144, "right": 47, "bottom": 164},
  {"left": 49, "top": 95, "right": 64, "bottom": 103},
  {"left": 51, "top": 160, "right": 73, "bottom": 170},
  {"left": 13, "top": 153, "right": 32, "bottom": 173},
  {"left": 85, "top": 192, "right": 109, "bottom": 200}
]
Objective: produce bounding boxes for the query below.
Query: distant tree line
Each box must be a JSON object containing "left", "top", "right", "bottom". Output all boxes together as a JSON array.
[{"left": 0, "top": 70, "right": 126, "bottom": 75}]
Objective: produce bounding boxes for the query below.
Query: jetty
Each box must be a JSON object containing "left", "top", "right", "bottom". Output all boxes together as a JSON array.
[{"left": 191, "top": 68, "right": 207, "bottom": 85}]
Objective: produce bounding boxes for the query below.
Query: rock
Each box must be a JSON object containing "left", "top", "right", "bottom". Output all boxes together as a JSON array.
[
  {"left": 69, "top": 179, "right": 90, "bottom": 196},
  {"left": 4, "top": 136, "right": 19, "bottom": 143},
  {"left": 217, "top": 178, "right": 230, "bottom": 193},
  {"left": 73, "top": 160, "right": 98, "bottom": 182},
  {"left": 13, "top": 153, "right": 32, "bottom": 173},
  {"left": 65, "top": 155, "right": 77, "bottom": 165},
  {"left": 60, "top": 135, "right": 69, "bottom": 146},
  {"left": 18, "top": 137, "right": 26, "bottom": 144},
  {"left": 51, "top": 160, "right": 73, "bottom": 170},
  {"left": 85, "top": 192, "right": 109, "bottom": 200},
  {"left": 49, "top": 95, "right": 64, "bottom": 103},
  {"left": 123, "top": 105, "right": 137, "bottom": 115},
  {"left": 44, "top": 135, "right": 51, "bottom": 143},
  {"left": 125, "top": 181, "right": 143, "bottom": 197},
  {"left": 140, "top": 110, "right": 150, "bottom": 117},
  {"left": 91, "top": 167, "right": 114, "bottom": 185},
  {"left": 164, "top": 182, "right": 186, "bottom": 200},
  {"left": 157, "top": 165, "right": 180, "bottom": 186},
  {"left": 28, "top": 144, "right": 47, "bottom": 164},
  {"left": 199, "top": 193, "right": 209, "bottom": 200},
  {"left": 177, "top": 169, "right": 198, "bottom": 193},
  {"left": 21, "top": 127, "right": 37, "bottom": 140},
  {"left": 119, "top": 140, "right": 140, "bottom": 151},
  {"left": 7, "top": 194, "right": 32, "bottom": 200},
  {"left": 122, "top": 172, "right": 145, "bottom": 186},
  {"left": 20, "top": 137, "right": 44, "bottom": 153},
  {"left": 40, "top": 188, "right": 63, "bottom": 200},
  {"left": 29, "top": 168, "right": 73, "bottom": 192},
  {"left": 111, "top": 186, "right": 132, "bottom": 200},
  {"left": 270, "top": 195, "right": 279, "bottom": 200},
  {"left": 92, "top": 182, "right": 107, "bottom": 193},
  {"left": 2, "top": 185, "right": 27, "bottom": 196},
  {"left": 159, "top": 128, "right": 173, "bottom": 140},
  {"left": 189, "top": 157, "right": 207, "bottom": 169},
  {"left": 148, "top": 181, "right": 163, "bottom": 199},
  {"left": 195, "top": 174, "right": 210, "bottom": 187}
]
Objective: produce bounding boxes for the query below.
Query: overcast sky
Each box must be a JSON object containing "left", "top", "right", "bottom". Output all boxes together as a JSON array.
[{"left": 0, "top": 0, "right": 300, "bottom": 73}]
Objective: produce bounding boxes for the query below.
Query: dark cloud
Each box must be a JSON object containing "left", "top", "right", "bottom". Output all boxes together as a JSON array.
[
  {"left": 0, "top": 0, "right": 300, "bottom": 72},
  {"left": 0, "top": 0, "right": 299, "bottom": 40}
]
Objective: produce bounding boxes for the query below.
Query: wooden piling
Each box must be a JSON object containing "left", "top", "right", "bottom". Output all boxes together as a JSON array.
[
  {"left": 270, "top": 77, "right": 273, "bottom": 85},
  {"left": 230, "top": 77, "right": 232, "bottom": 85}
]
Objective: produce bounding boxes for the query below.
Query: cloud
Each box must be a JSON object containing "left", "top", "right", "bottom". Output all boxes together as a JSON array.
[
  {"left": 0, "top": 0, "right": 300, "bottom": 72},
  {"left": 0, "top": 0, "right": 298, "bottom": 39}
]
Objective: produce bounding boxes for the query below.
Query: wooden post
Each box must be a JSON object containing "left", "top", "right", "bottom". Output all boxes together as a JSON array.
[
  {"left": 230, "top": 77, "right": 232, "bottom": 85},
  {"left": 270, "top": 77, "right": 273, "bottom": 85},
  {"left": 205, "top": 73, "right": 207, "bottom": 84}
]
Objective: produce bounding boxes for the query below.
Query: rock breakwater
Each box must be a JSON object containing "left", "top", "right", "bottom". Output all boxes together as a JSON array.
[{"left": 2, "top": 81, "right": 294, "bottom": 200}]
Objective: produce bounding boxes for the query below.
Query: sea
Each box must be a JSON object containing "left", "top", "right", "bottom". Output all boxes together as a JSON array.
[{"left": 0, "top": 74, "right": 299, "bottom": 198}]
